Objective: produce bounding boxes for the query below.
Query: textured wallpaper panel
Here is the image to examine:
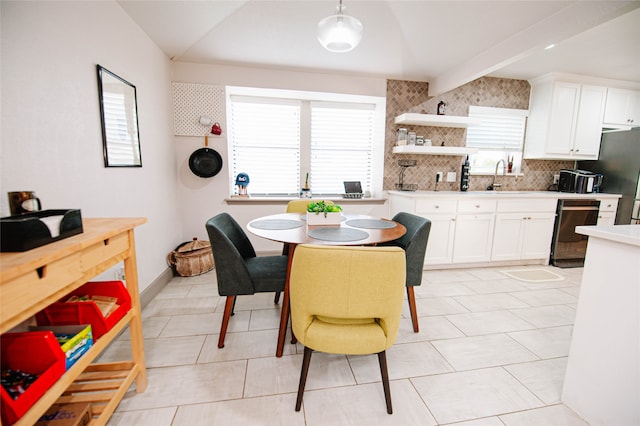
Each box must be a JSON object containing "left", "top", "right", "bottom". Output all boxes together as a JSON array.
[
  {"left": 173, "top": 82, "right": 225, "bottom": 136},
  {"left": 384, "top": 77, "right": 573, "bottom": 191}
]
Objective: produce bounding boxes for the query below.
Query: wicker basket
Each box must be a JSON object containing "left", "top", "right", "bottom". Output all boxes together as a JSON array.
[{"left": 167, "top": 238, "right": 215, "bottom": 277}]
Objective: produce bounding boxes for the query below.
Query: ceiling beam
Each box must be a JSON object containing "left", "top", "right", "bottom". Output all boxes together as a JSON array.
[{"left": 428, "top": 1, "right": 640, "bottom": 96}]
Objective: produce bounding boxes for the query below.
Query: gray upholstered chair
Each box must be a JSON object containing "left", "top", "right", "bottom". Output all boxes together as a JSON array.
[
  {"left": 206, "top": 213, "right": 288, "bottom": 348},
  {"left": 380, "top": 212, "right": 431, "bottom": 332}
]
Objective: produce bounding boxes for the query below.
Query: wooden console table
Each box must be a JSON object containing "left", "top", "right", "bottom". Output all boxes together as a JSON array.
[{"left": 1, "top": 218, "right": 147, "bottom": 425}]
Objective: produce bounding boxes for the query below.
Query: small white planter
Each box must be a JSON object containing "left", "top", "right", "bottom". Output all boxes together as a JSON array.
[{"left": 306, "top": 212, "right": 341, "bottom": 226}]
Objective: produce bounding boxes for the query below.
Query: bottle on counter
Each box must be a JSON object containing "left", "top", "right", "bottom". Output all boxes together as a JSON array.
[{"left": 460, "top": 156, "right": 470, "bottom": 191}]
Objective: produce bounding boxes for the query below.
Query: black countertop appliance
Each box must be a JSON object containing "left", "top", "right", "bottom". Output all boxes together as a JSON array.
[{"left": 558, "top": 169, "right": 602, "bottom": 194}]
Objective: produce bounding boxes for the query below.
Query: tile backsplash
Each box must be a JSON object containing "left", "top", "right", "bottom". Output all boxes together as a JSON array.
[{"left": 384, "top": 78, "right": 573, "bottom": 192}]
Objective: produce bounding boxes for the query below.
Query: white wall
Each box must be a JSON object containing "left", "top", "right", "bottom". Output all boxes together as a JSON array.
[
  {"left": 1, "top": 1, "right": 182, "bottom": 291},
  {"left": 171, "top": 62, "right": 390, "bottom": 252}
]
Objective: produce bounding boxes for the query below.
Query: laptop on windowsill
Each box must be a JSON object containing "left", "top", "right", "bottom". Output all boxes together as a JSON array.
[{"left": 343, "top": 181, "right": 363, "bottom": 199}]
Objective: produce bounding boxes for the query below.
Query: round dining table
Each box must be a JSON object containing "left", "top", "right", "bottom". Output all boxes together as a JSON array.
[{"left": 247, "top": 212, "right": 407, "bottom": 357}]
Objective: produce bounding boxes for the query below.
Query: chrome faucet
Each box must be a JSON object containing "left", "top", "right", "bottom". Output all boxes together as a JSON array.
[{"left": 487, "top": 159, "right": 506, "bottom": 190}]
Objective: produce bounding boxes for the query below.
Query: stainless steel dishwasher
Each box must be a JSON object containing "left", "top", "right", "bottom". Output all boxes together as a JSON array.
[{"left": 550, "top": 199, "right": 600, "bottom": 267}]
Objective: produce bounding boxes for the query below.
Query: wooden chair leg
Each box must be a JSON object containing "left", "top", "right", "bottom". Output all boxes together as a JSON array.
[
  {"left": 277, "top": 243, "right": 288, "bottom": 304},
  {"left": 218, "top": 296, "right": 235, "bottom": 348},
  {"left": 378, "top": 351, "right": 393, "bottom": 414},
  {"left": 407, "top": 286, "right": 419, "bottom": 333},
  {"left": 295, "top": 346, "right": 313, "bottom": 411}
]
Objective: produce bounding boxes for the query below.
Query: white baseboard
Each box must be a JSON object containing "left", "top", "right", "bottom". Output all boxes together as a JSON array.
[{"left": 140, "top": 267, "right": 174, "bottom": 308}]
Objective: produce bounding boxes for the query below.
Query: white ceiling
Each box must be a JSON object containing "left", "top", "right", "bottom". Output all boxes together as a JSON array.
[{"left": 118, "top": 0, "right": 640, "bottom": 95}]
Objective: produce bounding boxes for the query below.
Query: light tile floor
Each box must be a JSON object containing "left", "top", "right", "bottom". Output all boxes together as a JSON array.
[{"left": 102, "top": 264, "right": 590, "bottom": 425}]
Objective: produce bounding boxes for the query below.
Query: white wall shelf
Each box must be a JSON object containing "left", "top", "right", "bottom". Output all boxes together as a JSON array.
[
  {"left": 392, "top": 145, "right": 478, "bottom": 156},
  {"left": 395, "top": 113, "right": 480, "bottom": 128}
]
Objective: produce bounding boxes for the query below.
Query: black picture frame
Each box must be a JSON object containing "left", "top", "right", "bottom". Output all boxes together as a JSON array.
[{"left": 97, "top": 65, "right": 142, "bottom": 167}]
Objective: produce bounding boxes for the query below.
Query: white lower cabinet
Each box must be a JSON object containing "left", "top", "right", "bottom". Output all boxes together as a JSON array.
[
  {"left": 452, "top": 199, "right": 496, "bottom": 263},
  {"left": 492, "top": 213, "right": 555, "bottom": 261},
  {"left": 492, "top": 198, "right": 556, "bottom": 261},
  {"left": 453, "top": 213, "right": 495, "bottom": 263},
  {"left": 415, "top": 198, "right": 457, "bottom": 265},
  {"left": 521, "top": 214, "right": 556, "bottom": 259},
  {"left": 596, "top": 198, "right": 619, "bottom": 225},
  {"left": 388, "top": 191, "right": 618, "bottom": 269},
  {"left": 424, "top": 214, "right": 456, "bottom": 265},
  {"left": 597, "top": 211, "right": 616, "bottom": 226}
]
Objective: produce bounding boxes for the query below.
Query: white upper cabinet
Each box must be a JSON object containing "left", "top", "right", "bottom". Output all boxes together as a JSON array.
[
  {"left": 603, "top": 88, "right": 640, "bottom": 127},
  {"left": 573, "top": 85, "right": 609, "bottom": 156},
  {"left": 524, "top": 76, "right": 606, "bottom": 160}
]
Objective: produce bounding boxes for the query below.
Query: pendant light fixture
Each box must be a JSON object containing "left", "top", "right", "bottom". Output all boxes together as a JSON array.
[{"left": 317, "top": 0, "right": 363, "bottom": 53}]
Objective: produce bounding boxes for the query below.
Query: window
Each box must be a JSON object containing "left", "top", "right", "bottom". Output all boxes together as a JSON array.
[
  {"left": 310, "top": 102, "right": 375, "bottom": 194},
  {"left": 466, "top": 106, "right": 528, "bottom": 174},
  {"left": 227, "top": 87, "right": 385, "bottom": 197},
  {"left": 228, "top": 96, "right": 301, "bottom": 195}
]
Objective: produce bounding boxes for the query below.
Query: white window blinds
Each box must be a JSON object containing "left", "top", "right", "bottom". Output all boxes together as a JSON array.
[
  {"left": 466, "top": 106, "right": 528, "bottom": 150},
  {"left": 466, "top": 106, "right": 528, "bottom": 174},
  {"left": 229, "top": 96, "right": 301, "bottom": 195},
  {"left": 227, "top": 86, "right": 384, "bottom": 197},
  {"left": 310, "top": 102, "right": 375, "bottom": 195}
]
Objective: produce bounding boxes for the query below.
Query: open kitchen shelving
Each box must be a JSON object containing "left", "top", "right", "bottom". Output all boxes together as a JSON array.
[
  {"left": 393, "top": 113, "right": 479, "bottom": 156},
  {"left": 392, "top": 145, "right": 478, "bottom": 156},
  {"left": 394, "top": 113, "right": 480, "bottom": 128}
]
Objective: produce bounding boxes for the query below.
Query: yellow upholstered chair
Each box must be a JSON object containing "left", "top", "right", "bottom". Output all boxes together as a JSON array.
[
  {"left": 273, "top": 199, "right": 335, "bottom": 304},
  {"left": 285, "top": 199, "right": 334, "bottom": 214},
  {"left": 289, "top": 244, "right": 406, "bottom": 414}
]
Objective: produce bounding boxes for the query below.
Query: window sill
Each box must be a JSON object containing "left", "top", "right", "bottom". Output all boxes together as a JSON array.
[{"left": 225, "top": 197, "right": 387, "bottom": 205}]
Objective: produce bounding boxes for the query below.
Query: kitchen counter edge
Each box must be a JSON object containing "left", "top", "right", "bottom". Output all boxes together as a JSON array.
[
  {"left": 387, "top": 190, "right": 622, "bottom": 200},
  {"left": 575, "top": 224, "right": 640, "bottom": 247}
]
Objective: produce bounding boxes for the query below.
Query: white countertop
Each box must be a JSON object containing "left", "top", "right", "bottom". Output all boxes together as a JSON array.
[
  {"left": 388, "top": 190, "right": 621, "bottom": 200},
  {"left": 575, "top": 224, "right": 640, "bottom": 247}
]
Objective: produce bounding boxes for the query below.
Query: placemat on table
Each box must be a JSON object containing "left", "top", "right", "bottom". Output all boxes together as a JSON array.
[
  {"left": 250, "top": 219, "right": 304, "bottom": 230},
  {"left": 345, "top": 219, "right": 396, "bottom": 229},
  {"left": 307, "top": 227, "right": 369, "bottom": 242}
]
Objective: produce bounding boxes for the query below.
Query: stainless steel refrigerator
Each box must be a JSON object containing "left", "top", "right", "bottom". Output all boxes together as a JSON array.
[{"left": 578, "top": 127, "right": 640, "bottom": 224}]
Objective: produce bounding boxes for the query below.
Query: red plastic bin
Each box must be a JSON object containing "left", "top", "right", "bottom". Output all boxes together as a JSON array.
[
  {"left": 36, "top": 281, "right": 131, "bottom": 340},
  {"left": 1, "top": 331, "right": 66, "bottom": 425}
]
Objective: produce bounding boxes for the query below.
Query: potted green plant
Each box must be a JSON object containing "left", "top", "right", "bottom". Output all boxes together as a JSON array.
[{"left": 306, "top": 201, "right": 342, "bottom": 225}]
